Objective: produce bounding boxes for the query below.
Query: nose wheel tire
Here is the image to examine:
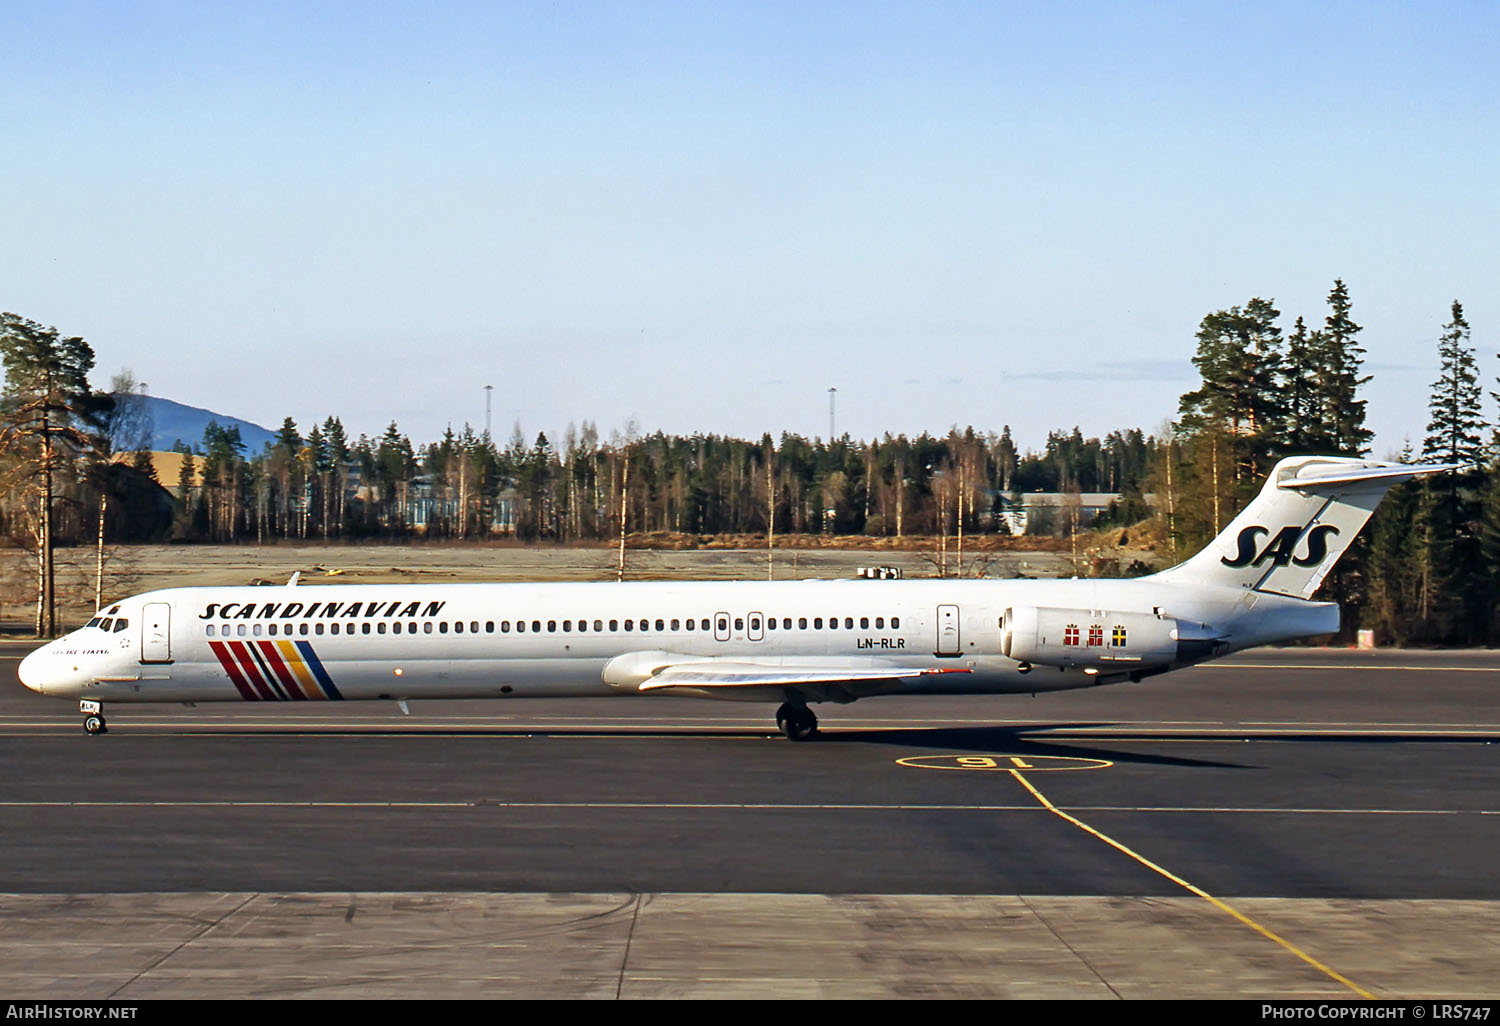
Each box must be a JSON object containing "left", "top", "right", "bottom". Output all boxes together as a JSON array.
[
  {"left": 775, "top": 703, "right": 818, "bottom": 742},
  {"left": 83, "top": 714, "right": 108, "bottom": 736}
]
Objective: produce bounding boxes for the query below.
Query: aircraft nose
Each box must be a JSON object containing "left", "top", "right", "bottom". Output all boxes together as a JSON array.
[{"left": 18, "top": 646, "right": 55, "bottom": 694}]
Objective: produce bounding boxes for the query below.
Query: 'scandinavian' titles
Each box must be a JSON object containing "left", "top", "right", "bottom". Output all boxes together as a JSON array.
[{"left": 198, "top": 600, "right": 447, "bottom": 621}]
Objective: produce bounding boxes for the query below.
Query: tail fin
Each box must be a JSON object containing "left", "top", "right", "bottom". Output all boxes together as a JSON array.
[{"left": 1154, "top": 456, "right": 1455, "bottom": 599}]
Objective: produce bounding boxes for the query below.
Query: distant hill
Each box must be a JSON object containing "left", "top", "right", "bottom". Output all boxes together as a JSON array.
[{"left": 139, "top": 396, "right": 278, "bottom": 453}]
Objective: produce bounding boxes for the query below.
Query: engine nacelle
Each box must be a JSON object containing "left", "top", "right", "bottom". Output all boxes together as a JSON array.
[{"left": 1001, "top": 606, "right": 1180, "bottom": 669}]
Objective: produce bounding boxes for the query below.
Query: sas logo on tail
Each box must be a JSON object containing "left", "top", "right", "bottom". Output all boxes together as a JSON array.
[{"left": 1221, "top": 525, "right": 1340, "bottom": 568}]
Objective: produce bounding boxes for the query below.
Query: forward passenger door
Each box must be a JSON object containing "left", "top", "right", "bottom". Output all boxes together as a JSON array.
[{"left": 141, "top": 602, "right": 172, "bottom": 663}]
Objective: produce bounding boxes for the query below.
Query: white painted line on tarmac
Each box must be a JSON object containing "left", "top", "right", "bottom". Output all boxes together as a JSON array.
[
  {"left": 1208, "top": 662, "right": 1500, "bottom": 672},
  {"left": 0, "top": 800, "right": 1492, "bottom": 814}
]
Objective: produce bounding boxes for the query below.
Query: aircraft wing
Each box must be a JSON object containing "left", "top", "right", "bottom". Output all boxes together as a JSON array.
[{"left": 636, "top": 662, "right": 971, "bottom": 692}]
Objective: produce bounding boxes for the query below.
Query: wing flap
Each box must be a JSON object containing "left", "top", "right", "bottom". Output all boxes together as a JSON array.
[{"left": 637, "top": 662, "right": 971, "bottom": 692}]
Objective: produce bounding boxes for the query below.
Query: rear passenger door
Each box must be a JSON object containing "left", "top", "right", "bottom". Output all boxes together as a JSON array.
[{"left": 935, "top": 604, "right": 960, "bottom": 657}]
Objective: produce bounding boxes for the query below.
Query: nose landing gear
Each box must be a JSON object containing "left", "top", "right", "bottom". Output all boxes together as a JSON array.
[
  {"left": 80, "top": 700, "right": 108, "bottom": 736},
  {"left": 775, "top": 702, "right": 818, "bottom": 742}
]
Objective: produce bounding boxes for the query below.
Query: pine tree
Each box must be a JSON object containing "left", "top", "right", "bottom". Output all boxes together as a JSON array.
[
  {"left": 375, "top": 422, "right": 413, "bottom": 529},
  {"left": 1320, "top": 279, "right": 1372, "bottom": 455},
  {"left": 1421, "top": 301, "right": 1485, "bottom": 641},
  {"left": 1364, "top": 484, "right": 1420, "bottom": 645},
  {"left": 1479, "top": 467, "right": 1500, "bottom": 642},
  {"left": 306, "top": 422, "right": 329, "bottom": 539},
  {"left": 0, "top": 314, "right": 112, "bottom": 634},
  {"left": 323, "top": 416, "right": 349, "bottom": 536},
  {"left": 200, "top": 422, "right": 245, "bottom": 541},
  {"left": 1425, "top": 302, "right": 1484, "bottom": 467},
  {"left": 170, "top": 441, "right": 197, "bottom": 539},
  {"left": 1178, "top": 298, "right": 1285, "bottom": 493},
  {"left": 1282, "top": 316, "right": 1320, "bottom": 452},
  {"left": 1177, "top": 299, "right": 1285, "bottom": 549}
]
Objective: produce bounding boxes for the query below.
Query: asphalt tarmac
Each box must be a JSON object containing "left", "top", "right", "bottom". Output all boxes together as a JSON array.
[{"left": 4, "top": 645, "right": 1499, "bottom": 998}]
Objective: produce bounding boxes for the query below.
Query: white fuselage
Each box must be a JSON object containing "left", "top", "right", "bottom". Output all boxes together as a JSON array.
[{"left": 17, "top": 576, "right": 1338, "bottom": 708}]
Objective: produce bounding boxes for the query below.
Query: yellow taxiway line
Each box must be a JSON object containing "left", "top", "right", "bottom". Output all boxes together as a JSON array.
[{"left": 1006, "top": 765, "right": 1375, "bottom": 999}]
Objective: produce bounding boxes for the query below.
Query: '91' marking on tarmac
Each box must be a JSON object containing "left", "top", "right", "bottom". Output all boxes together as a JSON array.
[{"left": 896, "top": 754, "right": 1113, "bottom": 772}]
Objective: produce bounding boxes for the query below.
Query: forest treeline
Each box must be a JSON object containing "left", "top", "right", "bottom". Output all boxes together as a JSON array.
[{"left": 2, "top": 279, "right": 1497, "bottom": 643}]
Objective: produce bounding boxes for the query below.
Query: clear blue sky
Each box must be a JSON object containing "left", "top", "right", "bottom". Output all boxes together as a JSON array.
[{"left": 3, "top": 1, "right": 1496, "bottom": 456}]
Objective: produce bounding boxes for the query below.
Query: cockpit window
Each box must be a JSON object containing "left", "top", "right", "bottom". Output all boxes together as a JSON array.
[
  {"left": 112, "top": 618, "right": 129, "bottom": 632},
  {"left": 107, "top": 606, "right": 120, "bottom": 615},
  {"left": 86, "top": 617, "right": 102, "bottom": 629},
  {"left": 99, "top": 618, "right": 114, "bottom": 631}
]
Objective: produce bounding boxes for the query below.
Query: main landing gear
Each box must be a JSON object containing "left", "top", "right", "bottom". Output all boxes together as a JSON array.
[
  {"left": 80, "top": 700, "right": 107, "bottom": 736},
  {"left": 775, "top": 702, "right": 818, "bottom": 742}
]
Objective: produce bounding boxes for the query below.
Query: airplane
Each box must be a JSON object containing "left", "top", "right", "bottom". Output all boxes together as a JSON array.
[{"left": 17, "top": 455, "right": 1451, "bottom": 739}]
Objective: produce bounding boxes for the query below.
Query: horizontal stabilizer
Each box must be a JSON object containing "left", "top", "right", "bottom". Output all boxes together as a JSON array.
[{"left": 1275, "top": 460, "right": 1460, "bottom": 489}]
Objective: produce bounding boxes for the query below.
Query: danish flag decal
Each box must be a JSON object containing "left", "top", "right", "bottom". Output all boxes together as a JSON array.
[{"left": 1221, "top": 524, "right": 1340, "bottom": 569}]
